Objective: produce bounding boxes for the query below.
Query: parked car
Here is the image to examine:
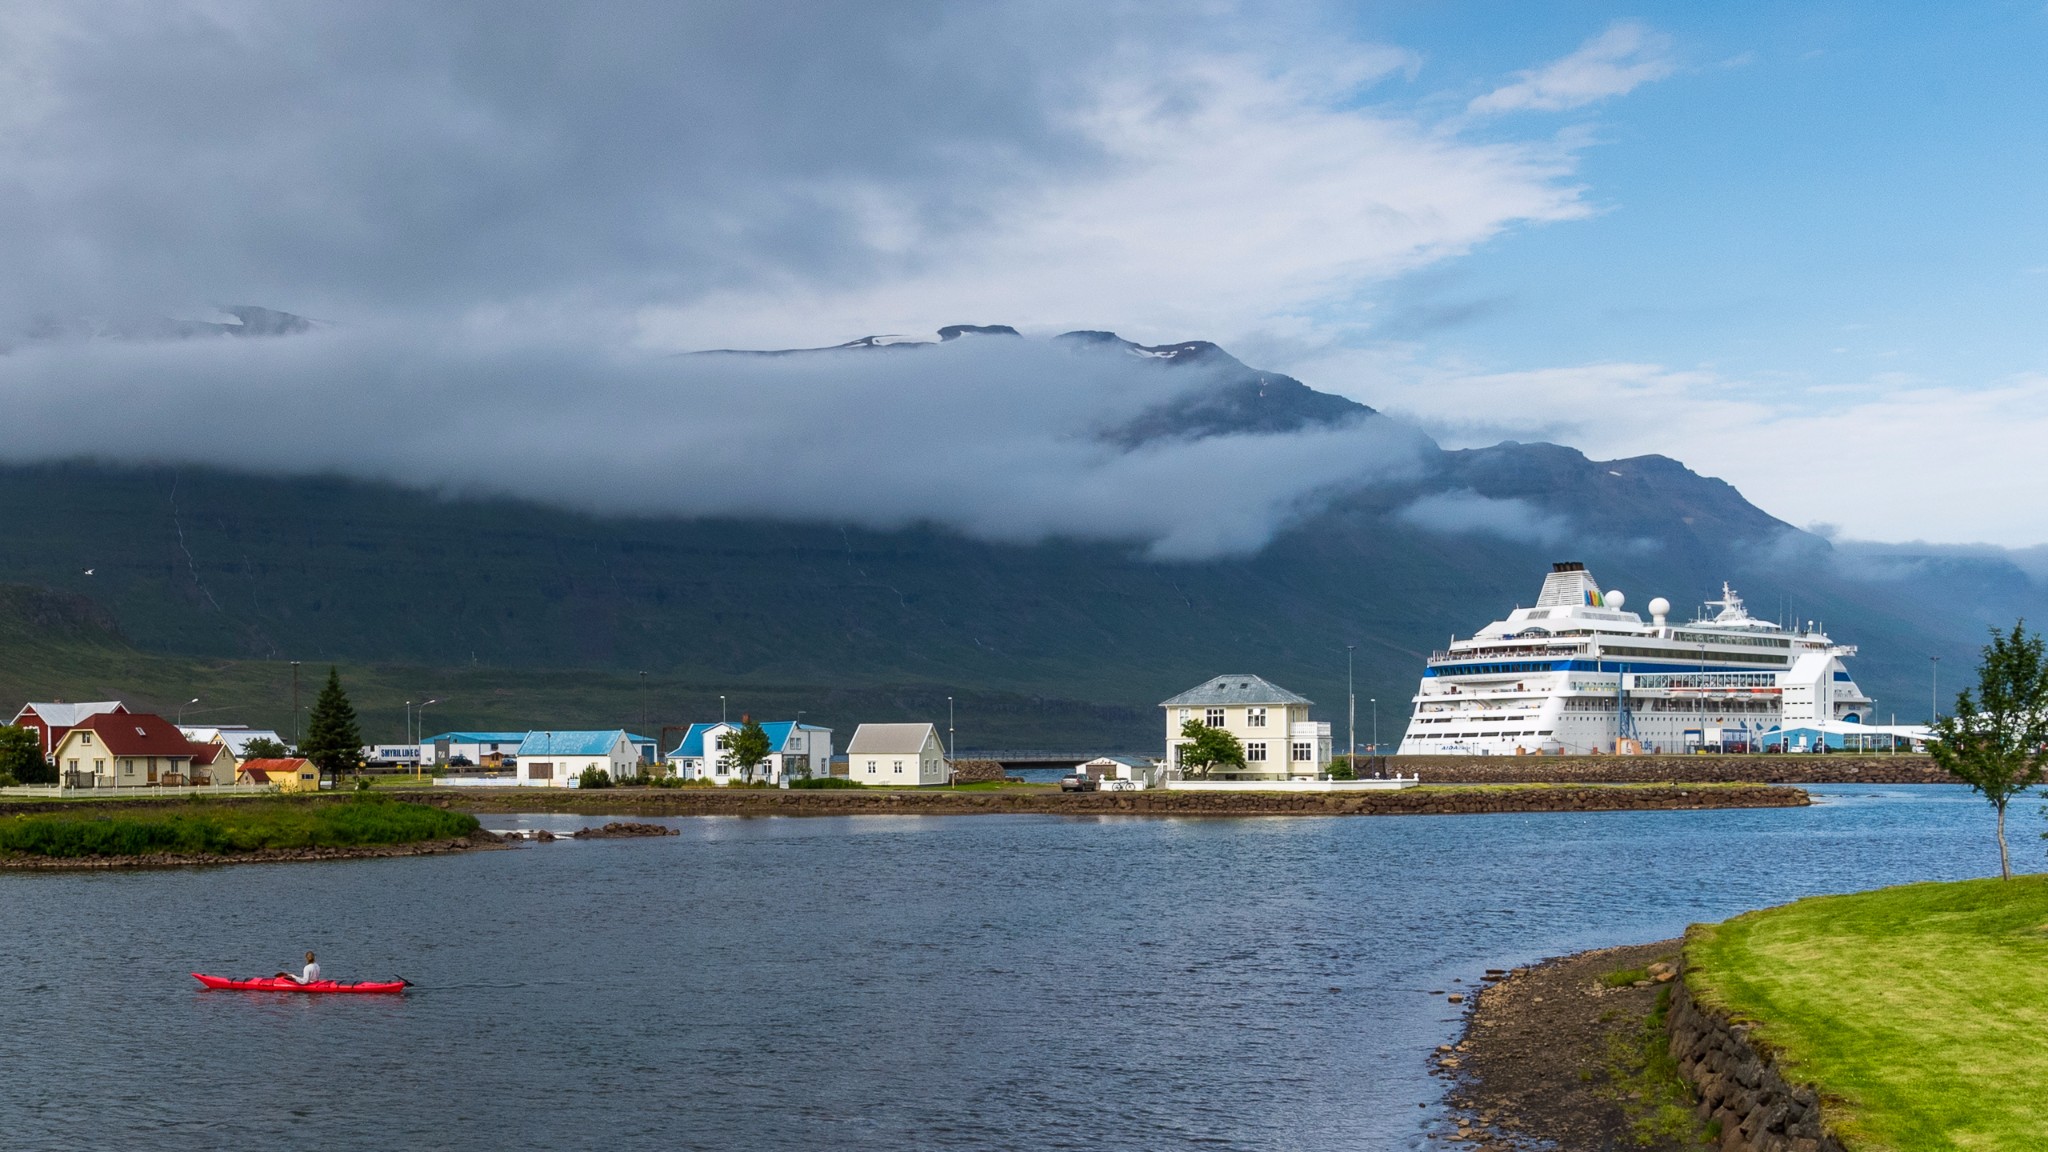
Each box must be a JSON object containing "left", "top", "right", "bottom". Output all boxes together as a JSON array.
[{"left": 1058, "top": 773, "right": 1098, "bottom": 792}]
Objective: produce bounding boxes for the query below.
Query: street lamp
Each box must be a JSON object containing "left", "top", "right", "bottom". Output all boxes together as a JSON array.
[
  {"left": 1930, "top": 656, "right": 1940, "bottom": 725},
  {"left": 177, "top": 697, "right": 199, "bottom": 724},
  {"left": 1370, "top": 698, "right": 1378, "bottom": 757},
  {"left": 638, "top": 671, "right": 647, "bottom": 733},
  {"left": 948, "top": 696, "right": 955, "bottom": 760},
  {"left": 720, "top": 695, "right": 727, "bottom": 723},
  {"left": 289, "top": 661, "right": 301, "bottom": 745},
  {"left": 1346, "top": 645, "right": 1357, "bottom": 767},
  {"left": 416, "top": 699, "right": 440, "bottom": 777}
]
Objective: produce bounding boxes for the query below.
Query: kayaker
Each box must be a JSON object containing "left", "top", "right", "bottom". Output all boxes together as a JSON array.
[{"left": 274, "top": 951, "right": 320, "bottom": 984}]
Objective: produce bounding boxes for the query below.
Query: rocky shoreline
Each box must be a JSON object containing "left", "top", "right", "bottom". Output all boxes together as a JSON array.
[
  {"left": 1439, "top": 940, "right": 1701, "bottom": 1152},
  {"left": 0, "top": 829, "right": 508, "bottom": 870},
  {"left": 428, "top": 783, "right": 1807, "bottom": 818}
]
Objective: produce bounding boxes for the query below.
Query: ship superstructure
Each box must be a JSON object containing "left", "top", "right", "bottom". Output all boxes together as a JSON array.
[{"left": 1396, "top": 562, "right": 1916, "bottom": 755}]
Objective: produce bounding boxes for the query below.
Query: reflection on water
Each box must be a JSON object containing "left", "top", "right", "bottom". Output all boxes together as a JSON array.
[{"left": 0, "top": 785, "right": 2018, "bottom": 1150}]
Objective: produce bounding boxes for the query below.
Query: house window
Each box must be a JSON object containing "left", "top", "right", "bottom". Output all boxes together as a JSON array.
[
  {"left": 80, "top": 732, "right": 92, "bottom": 745},
  {"left": 1247, "top": 707, "right": 1266, "bottom": 727},
  {"left": 1205, "top": 708, "right": 1225, "bottom": 728},
  {"left": 893, "top": 760, "right": 904, "bottom": 774},
  {"left": 68, "top": 758, "right": 79, "bottom": 773},
  {"left": 1179, "top": 709, "right": 1189, "bottom": 722},
  {"left": 1245, "top": 742, "right": 1267, "bottom": 762},
  {"left": 1292, "top": 742, "right": 1313, "bottom": 761},
  {"left": 94, "top": 759, "right": 104, "bottom": 774},
  {"left": 530, "top": 763, "right": 553, "bottom": 780}
]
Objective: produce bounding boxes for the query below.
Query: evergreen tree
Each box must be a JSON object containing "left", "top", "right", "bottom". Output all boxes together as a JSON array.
[
  {"left": 300, "top": 666, "right": 365, "bottom": 783},
  {"left": 1929, "top": 622, "right": 2048, "bottom": 880}
]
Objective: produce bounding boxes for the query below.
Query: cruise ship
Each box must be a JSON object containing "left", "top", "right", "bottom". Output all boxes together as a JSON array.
[{"left": 1396, "top": 562, "right": 1923, "bottom": 755}]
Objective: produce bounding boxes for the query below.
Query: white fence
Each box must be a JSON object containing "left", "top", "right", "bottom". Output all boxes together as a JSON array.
[
  {"left": 1164, "top": 777, "right": 1419, "bottom": 793},
  {"left": 0, "top": 783, "right": 282, "bottom": 798}
]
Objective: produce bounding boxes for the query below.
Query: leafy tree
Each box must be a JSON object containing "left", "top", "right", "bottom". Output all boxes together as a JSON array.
[
  {"left": 719, "top": 720, "right": 773, "bottom": 783},
  {"left": 1929, "top": 622, "right": 2048, "bottom": 880},
  {"left": 577, "top": 766, "right": 614, "bottom": 789},
  {"left": 1176, "top": 720, "right": 1245, "bottom": 778},
  {"left": 0, "top": 725, "right": 56, "bottom": 785},
  {"left": 240, "top": 736, "right": 289, "bottom": 759},
  {"left": 300, "top": 667, "right": 364, "bottom": 784}
]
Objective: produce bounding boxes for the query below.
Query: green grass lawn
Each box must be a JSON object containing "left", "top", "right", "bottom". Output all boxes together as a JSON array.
[
  {"left": 0, "top": 795, "right": 479, "bottom": 858},
  {"left": 1686, "top": 874, "right": 2048, "bottom": 1151}
]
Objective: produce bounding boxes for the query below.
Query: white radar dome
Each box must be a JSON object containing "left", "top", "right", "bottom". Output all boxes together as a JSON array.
[
  {"left": 1605, "top": 590, "right": 1626, "bottom": 610},
  {"left": 1648, "top": 597, "right": 1671, "bottom": 619}
]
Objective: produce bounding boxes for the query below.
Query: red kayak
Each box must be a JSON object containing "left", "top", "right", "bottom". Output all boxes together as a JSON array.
[{"left": 192, "top": 973, "right": 410, "bottom": 994}]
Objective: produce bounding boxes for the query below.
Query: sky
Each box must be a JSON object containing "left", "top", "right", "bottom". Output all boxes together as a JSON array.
[{"left": 0, "top": 1, "right": 2041, "bottom": 550}]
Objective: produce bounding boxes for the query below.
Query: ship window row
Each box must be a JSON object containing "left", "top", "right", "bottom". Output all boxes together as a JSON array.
[
  {"left": 1429, "top": 660, "right": 1561, "bottom": 677},
  {"left": 1596, "top": 645, "right": 1787, "bottom": 666},
  {"left": 1670, "top": 631, "right": 1790, "bottom": 649}
]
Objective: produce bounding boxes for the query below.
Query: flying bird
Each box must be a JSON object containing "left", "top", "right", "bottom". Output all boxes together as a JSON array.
[{"left": 83, "top": 568, "right": 95, "bottom": 576}]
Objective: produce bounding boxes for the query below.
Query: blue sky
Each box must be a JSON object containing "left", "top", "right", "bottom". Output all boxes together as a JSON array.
[{"left": 1347, "top": 3, "right": 2048, "bottom": 387}]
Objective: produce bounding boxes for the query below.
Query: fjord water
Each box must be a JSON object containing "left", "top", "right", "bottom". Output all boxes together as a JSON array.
[{"left": 0, "top": 786, "right": 2015, "bottom": 1150}]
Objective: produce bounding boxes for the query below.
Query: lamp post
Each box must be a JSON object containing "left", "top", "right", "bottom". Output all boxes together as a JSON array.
[
  {"left": 289, "top": 661, "right": 301, "bottom": 746},
  {"left": 638, "top": 671, "right": 647, "bottom": 733},
  {"left": 947, "top": 696, "right": 955, "bottom": 760},
  {"left": 1346, "top": 645, "right": 1357, "bottom": 768},
  {"left": 177, "top": 697, "right": 199, "bottom": 724},
  {"left": 416, "top": 699, "right": 439, "bottom": 777},
  {"left": 405, "top": 700, "right": 412, "bottom": 748},
  {"left": 720, "top": 695, "right": 727, "bottom": 723},
  {"left": 1371, "top": 698, "right": 1378, "bottom": 758},
  {"left": 1930, "top": 656, "right": 1940, "bottom": 725}
]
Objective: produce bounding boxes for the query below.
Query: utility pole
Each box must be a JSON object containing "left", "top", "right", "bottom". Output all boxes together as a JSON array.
[
  {"left": 290, "top": 661, "right": 301, "bottom": 747},
  {"left": 1930, "top": 656, "right": 1940, "bottom": 725},
  {"left": 1346, "top": 645, "right": 1356, "bottom": 768}
]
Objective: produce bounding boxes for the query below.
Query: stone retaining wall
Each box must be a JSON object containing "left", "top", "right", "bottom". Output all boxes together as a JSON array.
[
  {"left": 1403, "top": 754, "right": 1941, "bottom": 786},
  {"left": 1668, "top": 968, "right": 1847, "bottom": 1152},
  {"left": 430, "top": 783, "right": 1806, "bottom": 818}
]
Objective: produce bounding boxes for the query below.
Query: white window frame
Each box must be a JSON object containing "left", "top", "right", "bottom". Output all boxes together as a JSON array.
[
  {"left": 1247, "top": 707, "right": 1266, "bottom": 727},
  {"left": 1205, "top": 708, "right": 1225, "bottom": 728},
  {"left": 1245, "top": 742, "right": 1267, "bottom": 763},
  {"left": 1292, "top": 742, "right": 1313, "bottom": 762}
]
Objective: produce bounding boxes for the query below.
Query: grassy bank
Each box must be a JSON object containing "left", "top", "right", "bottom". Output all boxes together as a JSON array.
[
  {"left": 0, "top": 795, "right": 479, "bottom": 859},
  {"left": 1686, "top": 875, "right": 2048, "bottom": 1149}
]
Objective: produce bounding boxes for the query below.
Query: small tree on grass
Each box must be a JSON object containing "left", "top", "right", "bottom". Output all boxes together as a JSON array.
[
  {"left": 719, "top": 719, "right": 773, "bottom": 784},
  {"left": 1929, "top": 622, "right": 2048, "bottom": 880},
  {"left": 300, "top": 667, "right": 365, "bottom": 786},
  {"left": 1177, "top": 720, "right": 1245, "bottom": 779},
  {"left": 0, "top": 725, "right": 56, "bottom": 785}
]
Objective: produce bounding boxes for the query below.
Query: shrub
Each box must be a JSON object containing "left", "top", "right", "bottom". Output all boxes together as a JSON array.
[
  {"left": 577, "top": 766, "right": 615, "bottom": 789},
  {"left": 0, "top": 796, "right": 478, "bottom": 858},
  {"left": 790, "top": 776, "right": 863, "bottom": 789}
]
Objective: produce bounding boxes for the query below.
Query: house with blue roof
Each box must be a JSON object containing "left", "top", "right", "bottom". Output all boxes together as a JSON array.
[
  {"left": 514, "top": 729, "right": 644, "bottom": 786},
  {"left": 667, "top": 720, "right": 834, "bottom": 785}
]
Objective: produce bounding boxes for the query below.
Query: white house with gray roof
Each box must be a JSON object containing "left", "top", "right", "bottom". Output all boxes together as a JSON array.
[
  {"left": 1161, "top": 674, "right": 1332, "bottom": 779},
  {"left": 847, "top": 722, "right": 951, "bottom": 785}
]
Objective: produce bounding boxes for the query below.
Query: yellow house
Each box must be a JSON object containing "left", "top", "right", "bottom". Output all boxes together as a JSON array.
[
  {"left": 1161, "top": 674, "right": 1333, "bottom": 779},
  {"left": 237, "top": 757, "right": 322, "bottom": 792}
]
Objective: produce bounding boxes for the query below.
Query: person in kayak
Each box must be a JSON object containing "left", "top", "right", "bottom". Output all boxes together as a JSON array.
[{"left": 274, "top": 951, "right": 320, "bottom": 984}]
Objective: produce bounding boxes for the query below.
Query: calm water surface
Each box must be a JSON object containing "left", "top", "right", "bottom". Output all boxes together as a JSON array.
[{"left": 0, "top": 785, "right": 2023, "bottom": 1150}]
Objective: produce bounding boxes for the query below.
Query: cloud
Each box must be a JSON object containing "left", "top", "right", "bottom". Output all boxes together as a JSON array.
[
  {"left": 1303, "top": 343, "right": 2048, "bottom": 547},
  {"left": 1468, "top": 22, "right": 1677, "bottom": 115},
  {"left": 0, "top": 328, "right": 1429, "bottom": 559},
  {"left": 0, "top": 3, "right": 1594, "bottom": 353},
  {"left": 1395, "top": 489, "right": 1572, "bottom": 546}
]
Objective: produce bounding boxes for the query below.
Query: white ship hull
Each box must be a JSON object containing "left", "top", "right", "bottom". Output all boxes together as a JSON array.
[{"left": 1396, "top": 563, "right": 1922, "bottom": 756}]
